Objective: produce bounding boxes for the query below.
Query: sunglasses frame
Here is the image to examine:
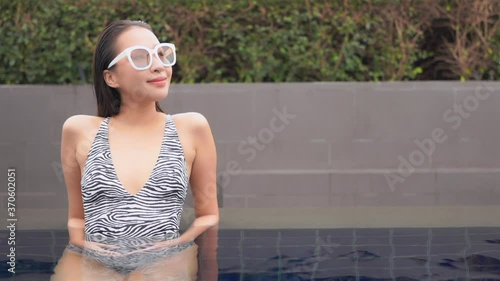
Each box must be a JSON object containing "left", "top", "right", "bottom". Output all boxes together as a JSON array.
[{"left": 107, "top": 43, "right": 176, "bottom": 70}]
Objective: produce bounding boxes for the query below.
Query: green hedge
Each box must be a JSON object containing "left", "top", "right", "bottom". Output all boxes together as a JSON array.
[{"left": 1, "top": 0, "right": 498, "bottom": 84}]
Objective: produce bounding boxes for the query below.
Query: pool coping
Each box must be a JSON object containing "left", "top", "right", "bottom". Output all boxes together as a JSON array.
[{"left": 8, "top": 206, "right": 500, "bottom": 230}]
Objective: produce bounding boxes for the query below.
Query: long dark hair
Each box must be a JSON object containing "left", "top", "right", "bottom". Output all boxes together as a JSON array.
[{"left": 92, "top": 20, "right": 164, "bottom": 117}]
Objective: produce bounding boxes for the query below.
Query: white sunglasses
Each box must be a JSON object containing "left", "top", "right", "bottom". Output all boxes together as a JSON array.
[{"left": 107, "top": 43, "right": 176, "bottom": 70}]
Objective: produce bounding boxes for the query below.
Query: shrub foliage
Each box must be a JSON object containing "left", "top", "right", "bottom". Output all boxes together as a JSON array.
[{"left": 0, "top": 0, "right": 498, "bottom": 84}]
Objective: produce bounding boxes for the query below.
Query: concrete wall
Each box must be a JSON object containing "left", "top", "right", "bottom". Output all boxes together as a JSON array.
[{"left": 0, "top": 82, "right": 499, "bottom": 215}]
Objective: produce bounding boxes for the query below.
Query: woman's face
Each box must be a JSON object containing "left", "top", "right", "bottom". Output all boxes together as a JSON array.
[{"left": 105, "top": 26, "right": 173, "bottom": 105}]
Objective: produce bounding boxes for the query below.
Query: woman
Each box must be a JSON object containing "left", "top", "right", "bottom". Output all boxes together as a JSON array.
[{"left": 51, "top": 19, "right": 219, "bottom": 281}]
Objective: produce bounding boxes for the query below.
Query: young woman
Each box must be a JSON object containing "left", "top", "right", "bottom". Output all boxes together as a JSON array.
[{"left": 51, "top": 20, "right": 219, "bottom": 281}]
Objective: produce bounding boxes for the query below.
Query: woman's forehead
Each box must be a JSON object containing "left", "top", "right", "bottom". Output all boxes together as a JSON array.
[{"left": 115, "top": 27, "right": 159, "bottom": 50}]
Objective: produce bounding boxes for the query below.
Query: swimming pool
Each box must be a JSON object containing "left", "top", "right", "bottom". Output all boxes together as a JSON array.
[{"left": 1, "top": 227, "right": 499, "bottom": 281}]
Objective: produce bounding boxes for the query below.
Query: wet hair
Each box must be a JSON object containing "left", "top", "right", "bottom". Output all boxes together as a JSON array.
[{"left": 92, "top": 20, "right": 164, "bottom": 117}]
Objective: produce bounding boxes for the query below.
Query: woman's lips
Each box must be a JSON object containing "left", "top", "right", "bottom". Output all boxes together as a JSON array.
[{"left": 148, "top": 77, "right": 167, "bottom": 86}]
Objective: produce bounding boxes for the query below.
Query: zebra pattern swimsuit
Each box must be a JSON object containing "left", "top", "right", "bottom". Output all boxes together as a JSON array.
[{"left": 65, "top": 114, "right": 194, "bottom": 274}]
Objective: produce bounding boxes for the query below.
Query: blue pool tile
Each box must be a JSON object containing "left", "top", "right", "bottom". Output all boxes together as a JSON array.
[
  {"left": 215, "top": 257, "right": 242, "bottom": 272},
  {"left": 314, "top": 267, "right": 357, "bottom": 279},
  {"left": 317, "top": 234, "right": 354, "bottom": 246},
  {"left": 317, "top": 257, "right": 353, "bottom": 270},
  {"left": 243, "top": 257, "right": 279, "bottom": 272},
  {"left": 4, "top": 273, "right": 53, "bottom": 281},
  {"left": 279, "top": 246, "right": 316, "bottom": 259},
  {"left": 244, "top": 229, "right": 279, "bottom": 238},
  {"left": 4, "top": 227, "right": 500, "bottom": 281},
  {"left": 280, "top": 236, "right": 317, "bottom": 246},
  {"left": 355, "top": 228, "right": 391, "bottom": 237},
  {"left": 466, "top": 245, "right": 500, "bottom": 255},
  {"left": 53, "top": 244, "right": 68, "bottom": 255},
  {"left": 356, "top": 257, "right": 391, "bottom": 268},
  {"left": 6, "top": 254, "right": 56, "bottom": 265},
  {"left": 325, "top": 246, "right": 356, "bottom": 258},
  {"left": 391, "top": 268, "right": 431, "bottom": 280},
  {"left": 433, "top": 254, "right": 464, "bottom": 268},
  {"left": 243, "top": 237, "right": 277, "bottom": 247},
  {"left": 243, "top": 246, "right": 278, "bottom": 259},
  {"left": 52, "top": 230, "right": 69, "bottom": 236},
  {"left": 393, "top": 256, "right": 429, "bottom": 268},
  {"left": 469, "top": 233, "right": 500, "bottom": 245},
  {"left": 0, "top": 259, "right": 56, "bottom": 277},
  {"left": 217, "top": 246, "right": 240, "bottom": 258},
  {"left": 467, "top": 227, "right": 500, "bottom": 234},
  {"left": 431, "top": 244, "right": 467, "bottom": 255},
  {"left": 355, "top": 236, "right": 391, "bottom": 246},
  {"left": 349, "top": 246, "right": 392, "bottom": 258},
  {"left": 317, "top": 228, "right": 354, "bottom": 237},
  {"left": 283, "top": 260, "right": 317, "bottom": 273},
  {"left": 218, "top": 237, "right": 242, "bottom": 247},
  {"left": 54, "top": 237, "right": 71, "bottom": 246},
  {"left": 280, "top": 229, "right": 317, "bottom": 237},
  {"left": 357, "top": 267, "right": 392, "bottom": 279},
  {"left": 475, "top": 251, "right": 500, "bottom": 260},
  {"left": 14, "top": 238, "right": 54, "bottom": 247},
  {"left": 13, "top": 231, "right": 54, "bottom": 239},
  {"left": 218, "top": 272, "right": 242, "bottom": 281},
  {"left": 429, "top": 265, "right": 467, "bottom": 280},
  {"left": 392, "top": 228, "right": 430, "bottom": 236},
  {"left": 391, "top": 235, "right": 428, "bottom": 246},
  {"left": 218, "top": 229, "right": 243, "bottom": 237},
  {"left": 392, "top": 245, "right": 429, "bottom": 257},
  {"left": 15, "top": 244, "right": 51, "bottom": 254},
  {"left": 468, "top": 272, "right": 500, "bottom": 280},
  {"left": 431, "top": 233, "right": 467, "bottom": 245},
  {"left": 241, "top": 272, "right": 279, "bottom": 281},
  {"left": 281, "top": 270, "right": 312, "bottom": 281},
  {"left": 431, "top": 227, "right": 466, "bottom": 235},
  {"left": 465, "top": 254, "right": 500, "bottom": 274}
]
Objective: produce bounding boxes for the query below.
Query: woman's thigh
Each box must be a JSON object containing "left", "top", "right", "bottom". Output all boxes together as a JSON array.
[
  {"left": 51, "top": 247, "right": 126, "bottom": 281},
  {"left": 135, "top": 244, "right": 199, "bottom": 281}
]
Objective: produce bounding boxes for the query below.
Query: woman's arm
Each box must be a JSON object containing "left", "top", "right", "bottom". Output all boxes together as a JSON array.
[
  {"left": 179, "top": 113, "right": 220, "bottom": 243},
  {"left": 181, "top": 112, "right": 219, "bottom": 280},
  {"left": 61, "top": 116, "right": 86, "bottom": 248}
]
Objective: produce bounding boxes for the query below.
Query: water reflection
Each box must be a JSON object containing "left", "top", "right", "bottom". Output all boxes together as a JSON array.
[{"left": 50, "top": 225, "right": 219, "bottom": 281}]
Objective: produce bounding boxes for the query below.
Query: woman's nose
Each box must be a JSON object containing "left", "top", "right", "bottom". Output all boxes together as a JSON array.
[{"left": 150, "top": 55, "right": 165, "bottom": 72}]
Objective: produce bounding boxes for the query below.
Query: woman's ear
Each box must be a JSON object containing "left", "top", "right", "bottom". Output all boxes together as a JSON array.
[{"left": 103, "top": 70, "right": 120, "bottom": 88}]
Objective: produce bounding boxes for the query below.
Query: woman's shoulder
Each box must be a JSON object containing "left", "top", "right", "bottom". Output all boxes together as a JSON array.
[
  {"left": 62, "top": 114, "right": 106, "bottom": 138},
  {"left": 171, "top": 112, "right": 211, "bottom": 131},
  {"left": 171, "top": 112, "right": 214, "bottom": 153}
]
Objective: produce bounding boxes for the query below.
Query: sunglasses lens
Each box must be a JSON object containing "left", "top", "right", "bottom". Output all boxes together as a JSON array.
[
  {"left": 157, "top": 45, "right": 175, "bottom": 66},
  {"left": 130, "top": 48, "right": 150, "bottom": 69}
]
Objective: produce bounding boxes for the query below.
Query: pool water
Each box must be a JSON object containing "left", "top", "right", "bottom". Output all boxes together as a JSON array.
[{"left": 1, "top": 227, "right": 499, "bottom": 281}]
